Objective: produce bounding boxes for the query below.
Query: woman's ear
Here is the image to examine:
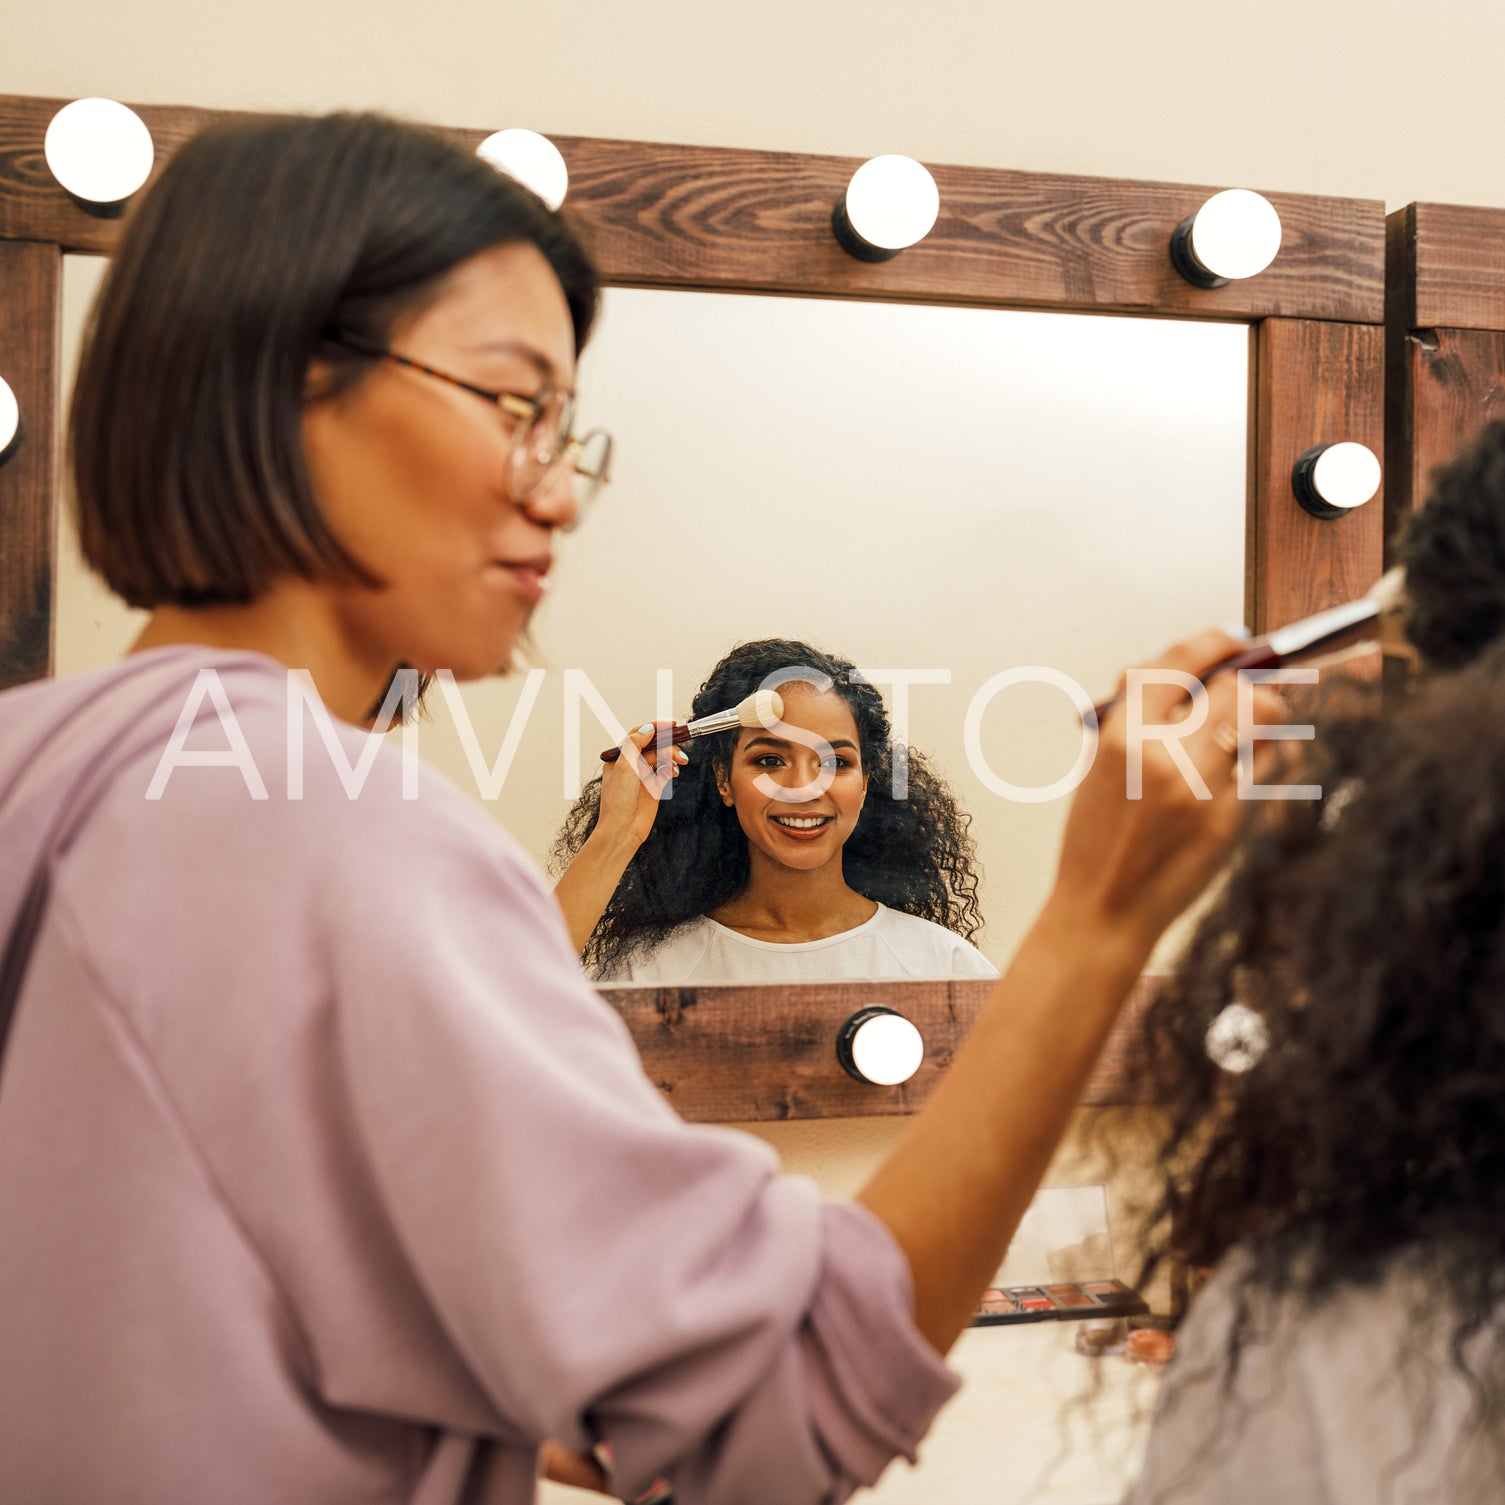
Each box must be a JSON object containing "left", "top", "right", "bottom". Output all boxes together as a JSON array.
[{"left": 717, "top": 776, "right": 735, "bottom": 808}]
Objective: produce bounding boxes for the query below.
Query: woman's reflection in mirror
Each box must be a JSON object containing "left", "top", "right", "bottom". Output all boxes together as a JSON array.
[{"left": 552, "top": 638, "right": 996, "bottom": 981}]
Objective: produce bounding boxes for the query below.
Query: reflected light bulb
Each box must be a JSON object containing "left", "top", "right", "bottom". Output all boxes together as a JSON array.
[
  {"left": 1292, "top": 441, "right": 1382, "bottom": 519},
  {"left": 44, "top": 98, "right": 155, "bottom": 212},
  {"left": 833, "top": 155, "right": 940, "bottom": 261},
  {"left": 837, "top": 1007, "right": 925, "bottom": 1086},
  {"left": 1171, "top": 189, "right": 1282, "bottom": 288},
  {"left": 0, "top": 374, "right": 19, "bottom": 465},
  {"left": 476, "top": 129, "right": 569, "bottom": 211}
]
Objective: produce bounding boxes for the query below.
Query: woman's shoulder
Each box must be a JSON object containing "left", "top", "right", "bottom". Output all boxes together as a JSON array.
[
  {"left": 1136, "top": 1249, "right": 1504, "bottom": 1504},
  {"left": 603, "top": 917, "right": 719, "bottom": 983},
  {"left": 871, "top": 907, "right": 998, "bottom": 977}
]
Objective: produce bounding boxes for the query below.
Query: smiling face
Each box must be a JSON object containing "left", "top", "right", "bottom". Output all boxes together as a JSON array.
[
  {"left": 715, "top": 688, "right": 871, "bottom": 874},
  {"left": 301, "top": 241, "right": 578, "bottom": 682}
]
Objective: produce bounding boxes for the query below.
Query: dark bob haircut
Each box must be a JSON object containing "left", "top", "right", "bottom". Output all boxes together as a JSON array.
[{"left": 70, "top": 111, "right": 600, "bottom": 608}]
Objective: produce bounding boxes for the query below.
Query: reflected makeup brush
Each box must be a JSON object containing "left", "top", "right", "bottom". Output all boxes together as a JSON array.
[
  {"left": 1087, "top": 567, "right": 1414, "bottom": 726},
  {"left": 600, "top": 690, "right": 785, "bottom": 763}
]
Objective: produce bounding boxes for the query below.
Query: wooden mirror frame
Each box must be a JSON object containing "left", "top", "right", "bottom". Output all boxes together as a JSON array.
[
  {"left": 0, "top": 93, "right": 1386, "bottom": 1121},
  {"left": 1385, "top": 202, "right": 1505, "bottom": 556}
]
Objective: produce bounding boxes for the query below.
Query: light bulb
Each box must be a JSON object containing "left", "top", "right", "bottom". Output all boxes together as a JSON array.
[
  {"left": 837, "top": 1007, "right": 925, "bottom": 1086},
  {"left": 1292, "top": 441, "right": 1382, "bottom": 519},
  {"left": 44, "top": 98, "right": 155, "bottom": 212},
  {"left": 476, "top": 129, "right": 568, "bottom": 211},
  {"left": 0, "top": 374, "right": 19, "bottom": 465},
  {"left": 833, "top": 155, "right": 939, "bottom": 261},
  {"left": 1171, "top": 189, "right": 1282, "bottom": 288}
]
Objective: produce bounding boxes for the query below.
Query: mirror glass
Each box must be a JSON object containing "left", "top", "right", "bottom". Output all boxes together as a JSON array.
[{"left": 56, "top": 261, "right": 1248, "bottom": 972}]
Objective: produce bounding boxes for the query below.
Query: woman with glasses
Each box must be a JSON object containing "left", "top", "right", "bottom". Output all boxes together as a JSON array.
[
  {"left": 0, "top": 110, "right": 1274, "bottom": 1504},
  {"left": 554, "top": 637, "right": 999, "bottom": 982}
]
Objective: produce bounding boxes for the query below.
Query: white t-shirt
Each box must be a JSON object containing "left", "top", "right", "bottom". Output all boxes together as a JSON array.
[{"left": 608, "top": 904, "right": 998, "bottom": 983}]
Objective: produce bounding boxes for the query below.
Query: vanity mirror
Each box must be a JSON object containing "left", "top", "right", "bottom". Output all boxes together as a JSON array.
[{"left": 0, "top": 92, "right": 1386, "bottom": 1117}]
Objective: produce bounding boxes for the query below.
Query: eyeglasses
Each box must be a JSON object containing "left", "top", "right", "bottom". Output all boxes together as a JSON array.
[{"left": 326, "top": 330, "right": 613, "bottom": 527}]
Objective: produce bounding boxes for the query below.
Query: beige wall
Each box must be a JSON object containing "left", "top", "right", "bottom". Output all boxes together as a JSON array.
[{"left": 14, "top": 0, "right": 1505, "bottom": 210}]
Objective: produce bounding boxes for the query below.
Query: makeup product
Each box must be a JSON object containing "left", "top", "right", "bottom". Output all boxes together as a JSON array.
[
  {"left": 599, "top": 690, "right": 784, "bottom": 763},
  {"left": 971, "top": 1279, "right": 1149, "bottom": 1327},
  {"left": 1086, "top": 566, "right": 1413, "bottom": 727},
  {"left": 1125, "top": 1327, "right": 1177, "bottom": 1367}
]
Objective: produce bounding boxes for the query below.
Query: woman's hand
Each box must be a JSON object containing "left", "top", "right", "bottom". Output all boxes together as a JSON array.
[
  {"left": 595, "top": 722, "right": 686, "bottom": 848},
  {"left": 540, "top": 1440, "right": 611, "bottom": 1494},
  {"left": 553, "top": 722, "right": 687, "bottom": 958},
  {"left": 1050, "top": 629, "right": 1287, "bottom": 955}
]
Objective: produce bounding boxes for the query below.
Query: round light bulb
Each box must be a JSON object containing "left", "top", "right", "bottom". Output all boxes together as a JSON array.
[
  {"left": 1189, "top": 189, "right": 1282, "bottom": 281},
  {"left": 44, "top": 98, "right": 155, "bottom": 208},
  {"left": 1292, "top": 441, "right": 1382, "bottom": 519},
  {"left": 0, "top": 374, "right": 19, "bottom": 464},
  {"left": 1310, "top": 442, "right": 1382, "bottom": 510},
  {"left": 837, "top": 155, "right": 940, "bottom": 258},
  {"left": 476, "top": 129, "right": 568, "bottom": 211},
  {"left": 838, "top": 1008, "right": 925, "bottom": 1086}
]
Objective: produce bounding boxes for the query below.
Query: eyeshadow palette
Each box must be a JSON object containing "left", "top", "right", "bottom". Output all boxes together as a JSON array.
[{"left": 971, "top": 1278, "right": 1149, "bottom": 1327}]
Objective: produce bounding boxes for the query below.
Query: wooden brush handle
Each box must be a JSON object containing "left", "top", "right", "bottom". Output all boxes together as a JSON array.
[{"left": 600, "top": 723, "right": 693, "bottom": 763}]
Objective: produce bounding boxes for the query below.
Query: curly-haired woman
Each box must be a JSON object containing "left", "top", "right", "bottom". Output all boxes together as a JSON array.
[
  {"left": 553, "top": 638, "right": 996, "bottom": 981},
  {"left": 1124, "top": 650, "right": 1505, "bottom": 1503}
]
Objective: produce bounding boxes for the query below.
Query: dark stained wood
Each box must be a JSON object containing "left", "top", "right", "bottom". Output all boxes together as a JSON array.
[
  {"left": 1386, "top": 203, "right": 1505, "bottom": 563},
  {"left": 598, "top": 975, "right": 1159, "bottom": 1123},
  {"left": 1, "top": 93, "right": 1384, "bottom": 321},
  {"left": 0, "top": 240, "right": 59, "bottom": 689},
  {"left": 1384, "top": 327, "right": 1505, "bottom": 556},
  {"left": 1395, "top": 203, "right": 1505, "bottom": 333},
  {"left": 1248, "top": 320, "right": 1385, "bottom": 633}
]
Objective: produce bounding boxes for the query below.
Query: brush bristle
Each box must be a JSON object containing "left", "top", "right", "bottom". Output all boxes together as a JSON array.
[{"left": 737, "top": 689, "right": 784, "bottom": 728}]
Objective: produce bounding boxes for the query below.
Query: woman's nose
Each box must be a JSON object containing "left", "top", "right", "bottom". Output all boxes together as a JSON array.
[{"left": 519, "top": 463, "right": 580, "bottom": 532}]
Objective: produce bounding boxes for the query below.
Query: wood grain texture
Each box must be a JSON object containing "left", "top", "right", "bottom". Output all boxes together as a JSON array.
[
  {"left": 1384, "top": 327, "right": 1505, "bottom": 556},
  {"left": 598, "top": 976, "right": 1158, "bottom": 1123},
  {"left": 1248, "top": 320, "right": 1385, "bottom": 632},
  {"left": 0, "top": 240, "right": 59, "bottom": 690},
  {"left": 1397, "top": 202, "right": 1505, "bottom": 333},
  {"left": 1, "top": 93, "right": 1383, "bottom": 321}
]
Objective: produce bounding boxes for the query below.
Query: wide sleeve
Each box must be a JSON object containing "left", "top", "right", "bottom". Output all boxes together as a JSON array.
[{"left": 311, "top": 790, "right": 959, "bottom": 1503}]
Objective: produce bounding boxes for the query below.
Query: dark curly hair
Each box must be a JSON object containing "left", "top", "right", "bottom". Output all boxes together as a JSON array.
[
  {"left": 1121, "top": 650, "right": 1505, "bottom": 1489},
  {"left": 550, "top": 638, "right": 986, "bottom": 976},
  {"left": 1396, "top": 417, "right": 1505, "bottom": 670}
]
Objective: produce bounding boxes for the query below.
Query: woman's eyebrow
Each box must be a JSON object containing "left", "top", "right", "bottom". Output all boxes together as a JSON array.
[
  {"left": 742, "top": 735, "right": 858, "bottom": 753},
  {"left": 464, "top": 339, "right": 558, "bottom": 379}
]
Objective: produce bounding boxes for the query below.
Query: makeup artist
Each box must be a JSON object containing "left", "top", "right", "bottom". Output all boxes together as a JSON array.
[
  {"left": 0, "top": 111, "right": 1278, "bottom": 1505},
  {"left": 553, "top": 638, "right": 998, "bottom": 981}
]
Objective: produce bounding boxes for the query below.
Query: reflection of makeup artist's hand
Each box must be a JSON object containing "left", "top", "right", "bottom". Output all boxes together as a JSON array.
[
  {"left": 553, "top": 723, "right": 686, "bottom": 957},
  {"left": 1051, "top": 629, "right": 1286, "bottom": 951}
]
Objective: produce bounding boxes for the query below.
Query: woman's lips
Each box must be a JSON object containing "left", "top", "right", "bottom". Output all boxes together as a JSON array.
[
  {"left": 490, "top": 557, "right": 551, "bottom": 604},
  {"left": 770, "top": 814, "right": 835, "bottom": 841}
]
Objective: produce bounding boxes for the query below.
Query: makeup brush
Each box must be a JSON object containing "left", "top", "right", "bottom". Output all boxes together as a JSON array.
[
  {"left": 600, "top": 690, "right": 785, "bottom": 763},
  {"left": 1087, "top": 567, "right": 1414, "bottom": 726}
]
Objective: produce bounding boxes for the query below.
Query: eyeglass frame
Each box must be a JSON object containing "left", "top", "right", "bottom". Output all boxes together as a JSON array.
[{"left": 322, "top": 328, "right": 613, "bottom": 520}]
